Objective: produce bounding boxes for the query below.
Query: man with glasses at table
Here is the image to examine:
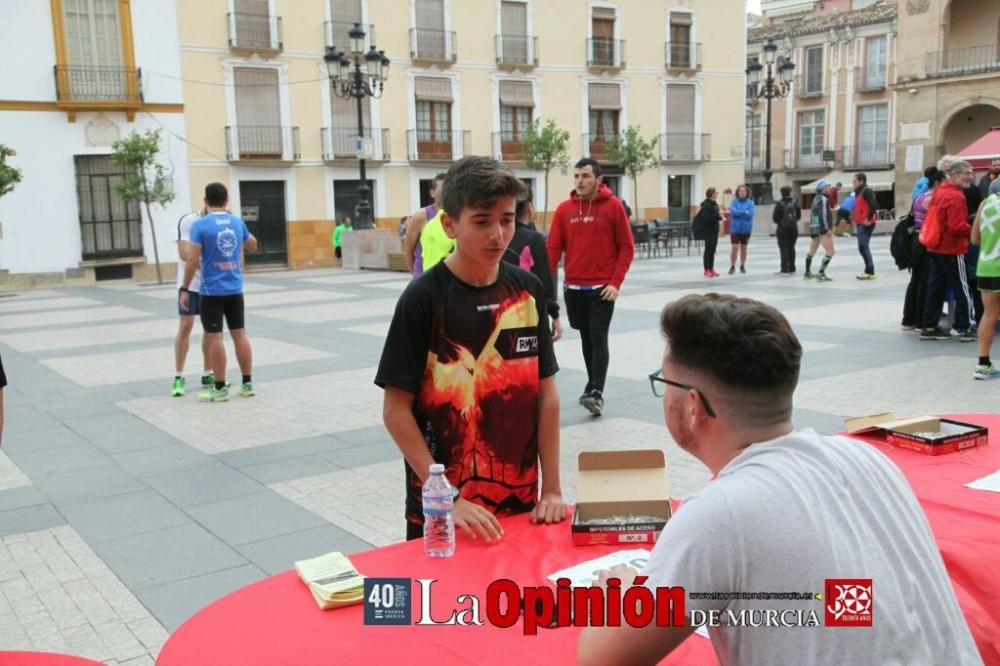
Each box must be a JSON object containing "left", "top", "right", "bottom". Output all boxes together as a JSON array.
[{"left": 577, "top": 294, "right": 979, "bottom": 666}]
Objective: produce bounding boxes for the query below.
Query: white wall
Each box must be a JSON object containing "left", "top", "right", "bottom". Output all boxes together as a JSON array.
[{"left": 0, "top": 2, "right": 58, "bottom": 101}]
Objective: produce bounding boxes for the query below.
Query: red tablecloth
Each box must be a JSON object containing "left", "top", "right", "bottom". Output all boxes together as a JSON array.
[
  {"left": 158, "top": 413, "right": 1000, "bottom": 666},
  {"left": 0, "top": 653, "right": 104, "bottom": 666}
]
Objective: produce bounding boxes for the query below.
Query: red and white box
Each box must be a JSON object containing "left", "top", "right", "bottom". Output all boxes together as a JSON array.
[{"left": 845, "top": 413, "right": 988, "bottom": 456}]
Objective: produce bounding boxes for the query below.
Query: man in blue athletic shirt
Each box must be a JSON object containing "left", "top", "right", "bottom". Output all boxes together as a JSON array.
[{"left": 180, "top": 182, "right": 258, "bottom": 403}]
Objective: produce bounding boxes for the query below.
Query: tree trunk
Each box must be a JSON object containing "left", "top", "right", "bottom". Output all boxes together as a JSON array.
[
  {"left": 543, "top": 166, "right": 551, "bottom": 232},
  {"left": 140, "top": 174, "right": 163, "bottom": 284},
  {"left": 632, "top": 169, "right": 639, "bottom": 222}
]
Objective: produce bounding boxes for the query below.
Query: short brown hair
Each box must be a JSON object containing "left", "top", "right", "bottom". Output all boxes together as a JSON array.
[
  {"left": 705, "top": 187, "right": 717, "bottom": 199},
  {"left": 441, "top": 157, "right": 524, "bottom": 219},
  {"left": 660, "top": 294, "right": 801, "bottom": 393}
]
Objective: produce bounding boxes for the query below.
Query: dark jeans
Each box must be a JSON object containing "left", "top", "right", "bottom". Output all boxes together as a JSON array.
[
  {"left": 922, "top": 252, "right": 973, "bottom": 331},
  {"left": 564, "top": 288, "right": 615, "bottom": 393},
  {"left": 702, "top": 225, "right": 719, "bottom": 271},
  {"left": 967, "top": 246, "right": 983, "bottom": 324},
  {"left": 776, "top": 224, "right": 798, "bottom": 273},
  {"left": 857, "top": 223, "right": 875, "bottom": 274},
  {"left": 902, "top": 236, "right": 928, "bottom": 326}
]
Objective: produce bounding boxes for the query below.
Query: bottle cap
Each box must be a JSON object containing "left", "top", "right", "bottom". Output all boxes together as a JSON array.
[{"left": 429, "top": 463, "right": 445, "bottom": 474}]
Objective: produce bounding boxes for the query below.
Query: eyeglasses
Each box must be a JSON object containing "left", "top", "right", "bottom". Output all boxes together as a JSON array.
[{"left": 648, "top": 369, "right": 717, "bottom": 418}]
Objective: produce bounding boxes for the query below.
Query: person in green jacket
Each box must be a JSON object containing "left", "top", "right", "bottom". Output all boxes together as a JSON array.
[{"left": 333, "top": 216, "right": 353, "bottom": 261}]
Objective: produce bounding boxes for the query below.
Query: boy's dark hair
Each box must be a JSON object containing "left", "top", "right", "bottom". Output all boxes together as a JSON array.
[
  {"left": 929, "top": 169, "right": 946, "bottom": 186},
  {"left": 780, "top": 185, "right": 792, "bottom": 198},
  {"left": 705, "top": 187, "right": 716, "bottom": 198},
  {"left": 441, "top": 157, "right": 525, "bottom": 220},
  {"left": 515, "top": 189, "right": 533, "bottom": 221},
  {"left": 855, "top": 172, "right": 868, "bottom": 185},
  {"left": 924, "top": 165, "right": 938, "bottom": 179},
  {"left": 433, "top": 173, "right": 447, "bottom": 186},
  {"left": 205, "top": 182, "right": 228, "bottom": 207},
  {"left": 575, "top": 157, "right": 602, "bottom": 177},
  {"left": 660, "top": 293, "right": 801, "bottom": 398}
]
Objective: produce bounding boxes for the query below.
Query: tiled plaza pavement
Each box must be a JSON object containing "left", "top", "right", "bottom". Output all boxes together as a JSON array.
[{"left": 1, "top": 235, "right": 998, "bottom": 662}]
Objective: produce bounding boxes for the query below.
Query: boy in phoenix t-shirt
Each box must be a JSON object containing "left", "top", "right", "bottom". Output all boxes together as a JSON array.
[{"left": 375, "top": 157, "right": 566, "bottom": 543}]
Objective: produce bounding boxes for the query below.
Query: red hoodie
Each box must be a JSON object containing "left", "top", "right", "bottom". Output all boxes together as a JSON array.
[
  {"left": 927, "top": 181, "right": 971, "bottom": 255},
  {"left": 546, "top": 185, "right": 635, "bottom": 289}
]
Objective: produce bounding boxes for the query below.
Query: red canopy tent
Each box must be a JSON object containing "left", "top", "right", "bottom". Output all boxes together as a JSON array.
[{"left": 958, "top": 126, "right": 1000, "bottom": 172}]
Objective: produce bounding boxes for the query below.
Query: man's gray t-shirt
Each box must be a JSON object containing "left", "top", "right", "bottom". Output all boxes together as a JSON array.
[{"left": 643, "top": 429, "right": 981, "bottom": 665}]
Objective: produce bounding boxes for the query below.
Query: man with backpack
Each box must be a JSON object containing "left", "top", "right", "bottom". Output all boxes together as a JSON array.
[
  {"left": 852, "top": 173, "right": 879, "bottom": 280},
  {"left": 772, "top": 185, "right": 800, "bottom": 275}
]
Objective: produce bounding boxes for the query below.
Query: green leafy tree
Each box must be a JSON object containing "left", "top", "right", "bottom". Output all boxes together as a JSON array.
[
  {"left": 0, "top": 144, "right": 23, "bottom": 200},
  {"left": 111, "top": 129, "right": 174, "bottom": 284},
  {"left": 522, "top": 119, "right": 571, "bottom": 231},
  {"left": 608, "top": 126, "right": 658, "bottom": 220}
]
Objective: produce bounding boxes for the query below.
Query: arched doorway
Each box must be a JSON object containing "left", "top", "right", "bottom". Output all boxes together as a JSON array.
[{"left": 942, "top": 104, "right": 1000, "bottom": 154}]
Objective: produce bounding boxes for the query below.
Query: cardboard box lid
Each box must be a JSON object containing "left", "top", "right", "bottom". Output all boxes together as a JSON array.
[
  {"left": 844, "top": 413, "right": 944, "bottom": 435},
  {"left": 577, "top": 450, "right": 670, "bottom": 504}
]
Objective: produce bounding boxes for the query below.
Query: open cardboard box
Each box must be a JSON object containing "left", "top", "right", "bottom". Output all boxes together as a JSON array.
[
  {"left": 571, "top": 449, "right": 671, "bottom": 546},
  {"left": 845, "top": 412, "right": 988, "bottom": 455}
]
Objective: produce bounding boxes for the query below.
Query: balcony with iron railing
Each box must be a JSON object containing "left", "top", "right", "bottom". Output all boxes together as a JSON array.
[
  {"left": 322, "top": 127, "right": 390, "bottom": 162},
  {"left": 665, "top": 42, "right": 702, "bottom": 71},
  {"left": 227, "top": 12, "right": 283, "bottom": 52},
  {"left": 842, "top": 143, "right": 893, "bottom": 169},
  {"left": 53, "top": 65, "right": 143, "bottom": 111},
  {"left": 324, "top": 20, "right": 375, "bottom": 50},
  {"left": 794, "top": 73, "right": 825, "bottom": 99},
  {"left": 582, "top": 133, "right": 618, "bottom": 162},
  {"left": 407, "top": 129, "right": 469, "bottom": 161},
  {"left": 410, "top": 28, "right": 457, "bottom": 64},
  {"left": 492, "top": 131, "right": 528, "bottom": 162},
  {"left": 496, "top": 34, "right": 538, "bottom": 68},
  {"left": 659, "top": 133, "right": 711, "bottom": 162},
  {"left": 785, "top": 148, "right": 835, "bottom": 171},
  {"left": 855, "top": 66, "right": 890, "bottom": 92},
  {"left": 925, "top": 44, "right": 1000, "bottom": 79},
  {"left": 587, "top": 38, "right": 625, "bottom": 69},
  {"left": 225, "top": 126, "right": 300, "bottom": 162}
]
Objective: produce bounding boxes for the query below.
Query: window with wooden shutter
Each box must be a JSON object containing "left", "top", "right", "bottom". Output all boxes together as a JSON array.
[
  {"left": 588, "top": 83, "right": 620, "bottom": 148},
  {"left": 591, "top": 7, "right": 616, "bottom": 66},
  {"left": 501, "top": 1, "right": 529, "bottom": 63},
  {"left": 234, "top": 68, "right": 282, "bottom": 157},
  {"left": 665, "top": 84, "right": 696, "bottom": 159},
  {"left": 669, "top": 12, "right": 692, "bottom": 68},
  {"left": 499, "top": 81, "right": 533, "bottom": 143},
  {"left": 415, "top": 77, "right": 452, "bottom": 149}
]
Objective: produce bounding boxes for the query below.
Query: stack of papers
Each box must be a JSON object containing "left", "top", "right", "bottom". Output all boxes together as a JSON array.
[{"left": 294, "top": 551, "right": 365, "bottom": 610}]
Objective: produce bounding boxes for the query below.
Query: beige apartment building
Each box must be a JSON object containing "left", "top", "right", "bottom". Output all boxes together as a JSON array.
[
  {"left": 747, "top": 1, "right": 897, "bottom": 217},
  {"left": 894, "top": 0, "right": 1000, "bottom": 212},
  {"left": 177, "top": 0, "right": 747, "bottom": 270}
]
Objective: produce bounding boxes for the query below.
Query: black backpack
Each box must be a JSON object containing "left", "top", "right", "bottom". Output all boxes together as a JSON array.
[
  {"left": 779, "top": 201, "right": 798, "bottom": 227},
  {"left": 890, "top": 214, "right": 916, "bottom": 270}
]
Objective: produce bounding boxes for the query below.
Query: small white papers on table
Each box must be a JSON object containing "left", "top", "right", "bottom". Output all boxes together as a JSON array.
[
  {"left": 547, "top": 549, "right": 652, "bottom": 587},
  {"left": 965, "top": 470, "right": 1000, "bottom": 493}
]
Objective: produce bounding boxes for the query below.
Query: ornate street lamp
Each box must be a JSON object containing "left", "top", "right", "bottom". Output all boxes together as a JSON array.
[
  {"left": 746, "top": 39, "right": 794, "bottom": 205},
  {"left": 324, "top": 23, "right": 391, "bottom": 230}
]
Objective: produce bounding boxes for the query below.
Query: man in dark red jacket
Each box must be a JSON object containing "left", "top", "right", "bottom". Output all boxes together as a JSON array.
[
  {"left": 920, "top": 160, "right": 977, "bottom": 341},
  {"left": 547, "top": 158, "right": 635, "bottom": 416},
  {"left": 851, "top": 173, "right": 879, "bottom": 279}
]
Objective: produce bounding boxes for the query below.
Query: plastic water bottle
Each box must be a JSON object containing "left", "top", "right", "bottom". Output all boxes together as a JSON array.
[{"left": 422, "top": 464, "right": 455, "bottom": 558}]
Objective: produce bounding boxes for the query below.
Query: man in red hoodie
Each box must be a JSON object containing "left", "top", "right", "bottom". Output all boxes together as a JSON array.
[
  {"left": 547, "top": 158, "right": 635, "bottom": 416},
  {"left": 920, "top": 160, "right": 977, "bottom": 341}
]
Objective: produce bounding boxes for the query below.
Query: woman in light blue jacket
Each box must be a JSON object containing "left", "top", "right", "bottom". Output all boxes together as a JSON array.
[{"left": 729, "top": 184, "right": 756, "bottom": 274}]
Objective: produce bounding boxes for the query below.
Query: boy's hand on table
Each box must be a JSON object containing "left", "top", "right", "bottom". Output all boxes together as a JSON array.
[
  {"left": 453, "top": 497, "right": 504, "bottom": 543},
  {"left": 530, "top": 492, "right": 567, "bottom": 524}
]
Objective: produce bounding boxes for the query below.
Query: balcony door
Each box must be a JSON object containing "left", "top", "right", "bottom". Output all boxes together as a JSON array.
[
  {"left": 62, "top": 0, "right": 125, "bottom": 99},
  {"left": 415, "top": 77, "right": 453, "bottom": 160},
  {"left": 588, "top": 83, "right": 620, "bottom": 161},
  {"left": 234, "top": 68, "right": 282, "bottom": 158},
  {"left": 865, "top": 37, "right": 887, "bottom": 88},
  {"left": 665, "top": 84, "right": 696, "bottom": 159},
  {"left": 591, "top": 8, "right": 615, "bottom": 66},
  {"left": 501, "top": 1, "right": 529, "bottom": 63},
  {"left": 415, "top": 0, "right": 446, "bottom": 60},
  {"left": 234, "top": 0, "right": 273, "bottom": 49},
  {"left": 798, "top": 110, "right": 825, "bottom": 168},
  {"left": 330, "top": 90, "right": 372, "bottom": 158},
  {"left": 857, "top": 104, "right": 888, "bottom": 166},
  {"left": 669, "top": 12, "right": 692, "bottom": 68},
  {"left": 499, "top": 80, "right": 533, "bottom": 161}
]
